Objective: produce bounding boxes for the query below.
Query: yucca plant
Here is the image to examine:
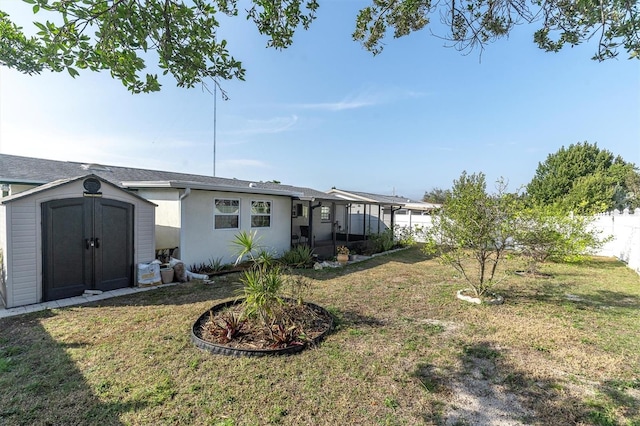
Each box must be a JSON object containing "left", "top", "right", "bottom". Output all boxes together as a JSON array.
[
  {"left": 231, "top": 230, "right": 262, "bottom": 266},
  {"left": 240, "top": 267, "right": 284, "bottom": 325},
  {"left": 209, "top": 256, "right": 226, "bottom": 272}
]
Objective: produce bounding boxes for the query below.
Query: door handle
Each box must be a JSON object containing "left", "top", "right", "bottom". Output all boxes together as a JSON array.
[
  {"left": 94, "top": 238, "right": 100, "bottom": 248},
  {"left": 85, "top": 238, "right": 95, "bottom": 249}
]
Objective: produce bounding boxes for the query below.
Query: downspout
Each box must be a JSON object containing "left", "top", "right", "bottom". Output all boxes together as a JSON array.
[
  {"left": 178, "top": 187, "right": 191, "bottom": 261},
  {"left": 346, "top": 204, "right": 352, "bottom": 243},
  {"left": 390, "top": 205, "right": 402, "bottom": 235},
  {"left": 363, "top": 204, "right": 367, "bottom": 240}
]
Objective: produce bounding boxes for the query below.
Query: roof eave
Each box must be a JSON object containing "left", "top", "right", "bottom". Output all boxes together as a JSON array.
[{"left": 122, "top": 180, "right": 303, "bottom": 197}]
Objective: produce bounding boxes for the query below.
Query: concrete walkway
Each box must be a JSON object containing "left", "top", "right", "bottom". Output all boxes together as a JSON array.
[{"left": 0, "top": 282, "right": 179, "bottom": 319}]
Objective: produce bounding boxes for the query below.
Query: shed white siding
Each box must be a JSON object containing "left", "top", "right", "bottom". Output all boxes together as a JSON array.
[
  {"left": 7, "top": 204, "right": 38, "bottom": 307},
  {"left": 0, "top": 204, "right": 6, "bottom": 307},
  {"left": 1, "top": 178, "right": 155, "bottom": 308}
]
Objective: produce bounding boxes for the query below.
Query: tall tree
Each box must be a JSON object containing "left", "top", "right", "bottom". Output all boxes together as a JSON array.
[
  {"left": 422, "top": 187, "right": 449, "bottom": 204},
  {"left": 1, "top": 0, "right": 638, "bottom": 93},
  {"left": 526, "top": 141, "right": 639, "bottom": 213}
]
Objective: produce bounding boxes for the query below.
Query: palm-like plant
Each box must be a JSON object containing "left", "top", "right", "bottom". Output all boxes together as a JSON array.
[
  {"left": 232, "top": 230, "right": 283, "bottom": 325},
  {"left": 231, "top": 230, "right": 261, "bottom": 266}
]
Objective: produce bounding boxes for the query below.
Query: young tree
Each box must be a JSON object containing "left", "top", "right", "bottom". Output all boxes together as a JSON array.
[
  {"left": 512, "top": 203, "right": 609, "bottom": 275},
  {"left": 423, "top": 171, "right": 517, "bottom": 298},
  {"left": 1, "top": 0, "right": 638, "bottom": 93}
]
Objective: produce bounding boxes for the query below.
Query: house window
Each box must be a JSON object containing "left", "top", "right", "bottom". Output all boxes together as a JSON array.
[
  {"left": 320, "top": 206, "right": 331, "bottom": 222},
  {"left": 214, "top": 199, "right": 240, "bottom": 229},
  {"left": 251, "top": 200, "right": 271, "bottom": 228}
]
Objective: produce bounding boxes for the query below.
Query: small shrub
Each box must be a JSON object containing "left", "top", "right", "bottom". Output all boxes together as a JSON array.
[
  {"left": 205, "top": 310, "right": 246, "bottom": 343},
  {"left": 370, "top": 228, "right": 395, "bottom": 253},
  {"left": 395, "top": 225, "right": 418, "bottom": 247},
  {"left": 209, "top": 257, "right": 226, "bottom": 272},
  {"left": 279, "top": 245, "right": 314, "bottom": 268},
  {"left": 269, "top": 322, "right": 304, "bottom": 348},
  {"left": 285, "top": 273, "right": 311, "bottom": 304}
]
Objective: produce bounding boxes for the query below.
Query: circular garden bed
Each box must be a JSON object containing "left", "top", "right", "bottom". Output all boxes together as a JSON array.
[{"left": 191, "top": 299, "right": 333, "bottom": 357}]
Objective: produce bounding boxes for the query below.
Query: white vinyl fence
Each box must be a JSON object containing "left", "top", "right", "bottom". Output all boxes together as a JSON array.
[
  {"left": 590, "top": 208, "right": 640, "bottom": 275},
  {"left": 394, "top": 213, "right": 433, "bottom": 242},
  {"left": 395, "top": 209, "right": 640, "bottom": 276}
]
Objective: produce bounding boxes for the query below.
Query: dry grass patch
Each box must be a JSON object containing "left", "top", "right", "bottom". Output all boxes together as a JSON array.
[{"left": 0, "top": 247, "right": 638, "bottom": 425}]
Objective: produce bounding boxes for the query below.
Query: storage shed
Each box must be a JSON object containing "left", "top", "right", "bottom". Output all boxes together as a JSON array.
[{"left": 0, "top": 174, "right": 156, "bottom": 308}]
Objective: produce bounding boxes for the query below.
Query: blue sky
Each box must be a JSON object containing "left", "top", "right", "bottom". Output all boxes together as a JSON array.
[{"left": 1, "top": 1, "right": 639, "bottom": 200}]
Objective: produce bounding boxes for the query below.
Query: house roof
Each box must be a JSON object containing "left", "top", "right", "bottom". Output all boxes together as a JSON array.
[
  {"left": 0, "top": 154, "right": 343, "bottom": 201},
  {"left": 0, "top": 174, "right": 156, "bottom": 205},
  {"left": 326, "top": 188, "right": 439, "bottom": 210}
]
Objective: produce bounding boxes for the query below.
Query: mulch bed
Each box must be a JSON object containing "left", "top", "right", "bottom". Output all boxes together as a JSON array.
[{"left": 196, "top": 300, "right": 333, "bottom": 350}]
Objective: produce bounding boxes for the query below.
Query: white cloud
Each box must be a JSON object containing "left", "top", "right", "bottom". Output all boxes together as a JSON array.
[
  {"left": 224, "top": 115, "right": 299, "bottom": 137},
  {"left": 294, "top": 88, "right": 429, "bottom": 111},
  {"left": 296, "top": 93, "right": 378, "bottom": 111}
]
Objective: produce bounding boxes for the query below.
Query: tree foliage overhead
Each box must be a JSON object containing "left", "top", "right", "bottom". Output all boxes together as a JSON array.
[
  {"left": 354, "top": 0, "right": 640, "bottom": 60},
  {"left": 0, "top": 0, "right": 319, "bottom": 93},
  {"left": 526, "top": 141, "right": 639, "bottom": 214},
  {"left": 1, "top": 0, "right": 638, "bottom": 93}
]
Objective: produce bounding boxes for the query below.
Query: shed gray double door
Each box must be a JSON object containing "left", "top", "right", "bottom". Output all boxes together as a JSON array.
[{"left": 42, "top": 197, "right": 134, "bottom": 301}]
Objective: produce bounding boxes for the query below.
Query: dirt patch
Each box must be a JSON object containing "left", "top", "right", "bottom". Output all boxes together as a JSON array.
[{"left": 444, "top": 355, "right": 533, "bottom": 425}]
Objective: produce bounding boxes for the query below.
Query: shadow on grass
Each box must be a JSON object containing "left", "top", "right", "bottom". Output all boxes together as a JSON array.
[
  {"left": 329, "top": 308, "right": 387, "bottom": 330},
  {"left": 78, "top": 279, "right": 244, "bottom": 310},
  {"left": 296, "top": 245, "right": 429, "bottom": 281},
  {"left": 587, "top": 290, "right": 640, "bottom": 309},
  {"left": 505, "top": 280, "right": 640, "bottom": 310},
  {"left": 411, "top": 341, "right": 603, "bottom": 425},
  {"left": 0, "top": 310, "right": 147, "bottom": 425}
]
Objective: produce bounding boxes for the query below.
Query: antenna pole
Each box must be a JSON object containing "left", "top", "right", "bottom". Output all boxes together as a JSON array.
[{"left": 213, "top": 84, "right": 217, "bottom": 177}]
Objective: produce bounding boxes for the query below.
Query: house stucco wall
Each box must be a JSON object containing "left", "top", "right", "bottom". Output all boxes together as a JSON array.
[
  {"left": 135, "top": 188, "right": 181, "bottom": 250},
  {"left": 8, "top": 184, "right": 38, "bottom": 196},
  {"left": 1, "top": 180, "right": 155, "bottom": 308},
  {"left": 173, "top": 189, "right": 293, "bottom": 266}
]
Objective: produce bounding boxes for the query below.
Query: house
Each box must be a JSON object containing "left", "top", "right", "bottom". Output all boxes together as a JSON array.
[
  {"left": 325, "top": 188, "right": 439, "bottom": 237},
  {"left": 0, "top": 154, "right": 346, "bottom": 308}
]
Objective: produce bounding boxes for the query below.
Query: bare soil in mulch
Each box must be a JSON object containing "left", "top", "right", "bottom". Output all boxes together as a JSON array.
[{"left": 198, "top": 301, "right": 333, "bottom": 350}]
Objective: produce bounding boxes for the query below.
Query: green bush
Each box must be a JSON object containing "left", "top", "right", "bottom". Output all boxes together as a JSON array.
[{"left": 279, "top": 245, "right": 315, "bottom": 268}]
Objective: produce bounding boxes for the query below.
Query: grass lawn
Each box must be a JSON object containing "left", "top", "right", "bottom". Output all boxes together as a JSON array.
[{"left": 1, "top": 246, "right": 639, "bottom": 425}]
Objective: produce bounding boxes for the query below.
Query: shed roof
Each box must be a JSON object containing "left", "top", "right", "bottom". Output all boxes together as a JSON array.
[{"left": 0, "top": 174, "right": 156, "bottom": 205}]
